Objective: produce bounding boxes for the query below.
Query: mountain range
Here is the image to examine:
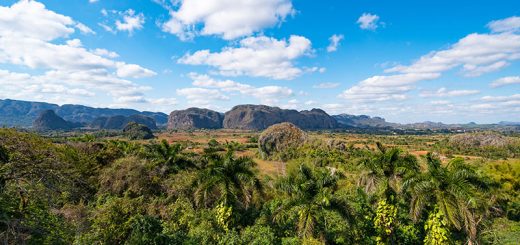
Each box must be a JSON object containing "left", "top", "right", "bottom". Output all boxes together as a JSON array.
[
  {"left": 1, "top": 99, "right": 518, "bottom": 131},
  {"left": 0, "top": 99, "right": 168, "bottom": 128}
]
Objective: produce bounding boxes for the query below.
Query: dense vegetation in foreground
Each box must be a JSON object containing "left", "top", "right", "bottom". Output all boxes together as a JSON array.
[{"left": 0, "top": 128, "right": 519, "bottom": 244}]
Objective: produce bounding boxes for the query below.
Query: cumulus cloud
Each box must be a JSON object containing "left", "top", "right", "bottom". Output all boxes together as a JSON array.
[
  {"left": 490, "top": 76, "right": 520, "bottom": 87},
  {"left": 92, "top": 48, "right": 119, "bottom": 58},
  {"left": 384, "top": 32, "right": 520, "bottom": 77},
  {"left": 0, "top": 1, "right": 160, "bottom": 108},
  {"left": 469, "top": 94, "right": 520, "bottom": 114},
  {"left": 340, "top": 73, "right": 440, "bottom": 101},
  {"left": 178, "top": 35, "right": 314, "bottom": 80},
  {"left": 487, "top": 16, "right": 520, "bottom": 33},
  {"left": 173, "top": 73, "right": 294, "bottom": 107},
  {"left": 327, "top": 34, "right": 344, "bottom": 52},
  {"left": 357, "top": 13, "right": 380, "bottom": 30},
  {"left": 0, "top": 0, "right": 75, "bottom": 41},
  {"left": 340, "top": 16, "right": 520, "bottom": 103},
  {"left": 115, "top": 9, "right": 145, "bottom": 34},
  {"left": 184, "top": 73, "right": 293, "bottom": 105},
  {"left": 420, "top": 87, "right": 480, "bottom": 97},
  {"left": 159, "top": 0, "right": 294, "bottom": 40}
]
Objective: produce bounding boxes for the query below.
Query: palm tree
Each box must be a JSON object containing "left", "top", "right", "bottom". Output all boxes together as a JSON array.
[
  {"left": 192, "top": 150, "right": 262, "bottom": 209},
  {"left": 358, "top": 142, "right": 419, "bottom": 198},
  {"left": 149, "top": 140, "right": 194, "bottom": 174},
  {"left": 274, "top": 164, "right": 353, "bottom": 242},
  {"left": 403, "top": 153, "right": 489, "bottom": 244}
]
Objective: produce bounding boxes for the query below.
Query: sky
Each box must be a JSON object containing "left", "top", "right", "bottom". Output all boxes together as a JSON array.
[{"left": 0, "top": 0, "right": 519, "bottom": 124}]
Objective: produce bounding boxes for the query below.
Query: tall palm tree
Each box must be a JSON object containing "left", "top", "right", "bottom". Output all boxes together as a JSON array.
[
  {"left": 403, "top": 153, "right": 489, "bottom": 244},
  {"left": 274, "top": 164, "right": 353, "bottom": 241},
  {"left": 192, "top": 150, "right": 262, "bottom": 209},
  {"left": 358, "top": 142, "right": 419, "bottom": 198}
]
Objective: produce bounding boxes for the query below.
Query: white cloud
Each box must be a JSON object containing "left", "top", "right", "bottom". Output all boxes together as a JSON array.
[
  {"left": 384, "top": 32, "right": 520, "bottom": 77},
  {"left": 89, "top": 0, "right": 99, "bottom": 3},
  {"left": 469, "top": 94, "right": 520, "bottom": 114},
  {"left": 76, "top": 22, "right": 95, "bottom": 35},
  {"left": 159, "top": 0, "right": 294, "bottom": 40},
  {"left": 0, "top": 0, "right": 74, "bottom": 41},
  {"left": 313, "top": 82, "right": 340, "bottom": 89},
  {"left": 340, "top": 16, "right": 520, "bottom": 103},
  {"left": 115, "top": 9, "right": 145, "bottom": 34},
  {"left": 0, "top": 1, "right": 159, "bottom": 108},
  {"left": 327, "top": 34, "right": 344, "bottom": 52},
  {"left": 420, "top": 87, "right": 480, "bottom": 97},
  {"left": 340, "top": 73, "right": 440, "bottom": 101},
  {"left": 185, "top": 73, "right": 293, "bottom": 105},
  {"left": 115, "top": 63, "right": 156, "bottom": 78},
  {"left": 176, "top": 87, "right": 229, "bottom": 106},
  {"left": 357, "top": 13, "right": 380, "bottom": 30},
  {"left": 92, "top": 48, "right": 119, "bottom": 58},
  {"left": 178, "top": 35, "right": 314, "bottom": 80},
  {"left": 487, "top": 16, "right": 520, "bottom": 33},
  {"left": 481, "top": 94, "right": 520, "bottom": 102},
  {"left": 66, "top": 38, "right": 82, "bottom": 48},
  {"left": 491, "top": 76, "right": 520, "bottom": 87}
]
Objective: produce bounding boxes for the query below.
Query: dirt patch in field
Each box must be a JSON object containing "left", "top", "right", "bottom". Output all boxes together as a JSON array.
[{"left": 410, "top": 150, "right": 429, "bottom": 156}]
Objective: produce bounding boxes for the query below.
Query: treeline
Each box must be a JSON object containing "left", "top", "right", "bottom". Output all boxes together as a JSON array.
[{"left": 0, "top": 129, "right": 519, "bottom": 244}]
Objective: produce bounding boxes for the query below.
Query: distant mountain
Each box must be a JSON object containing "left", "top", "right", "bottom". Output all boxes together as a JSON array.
[
  {"left": 0, "top": 99, "right": 168, "bottom": 128},
  {"left": 33, "top": 110, "right": 82, "bottom": 131},
  {"left": 90, "top": 115, "right": 158, "bottom": 130},
  {"left": 223, "top": 105, "right": 338, "bottom": 130},
  {"left": 168, "top": 108, "right": 224, "bottom": 130},
  {"left": 498, "top": 121, "right": 520, "bottom": 126},
  {"left": 333, "top": 114, "right": 393, "bottom": 128},
  {"left": 2, "top": 99, "right": 518, "bottom": 132}
]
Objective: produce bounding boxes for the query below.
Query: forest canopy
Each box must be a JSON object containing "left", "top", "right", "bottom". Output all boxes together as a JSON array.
[{"left": 0, "top": 128, "right": 519, "bottom": 244}]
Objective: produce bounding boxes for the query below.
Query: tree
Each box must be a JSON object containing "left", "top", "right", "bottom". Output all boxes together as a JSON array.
[
  {"left": 0, "top": 145, "right": 8, "bottom": 191},
  {"left": 192, "top": 150, "right": 262, "bottom": 210},
  {"left": 273, "top": 164, "right": 353, "bottom": 243},
  {"left": 358, "top": 142, "right": 419, "bottom": 198},
  {"left": 403, "top": 153, "right": 489, "bottom": 244},
  {"left": 148, "top": 140, "right": 194, "bottom": 174}
]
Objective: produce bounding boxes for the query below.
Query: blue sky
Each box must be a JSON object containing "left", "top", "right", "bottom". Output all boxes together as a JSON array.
[{"left": 0, "top": 0, "right": 519, "bottom": 123}]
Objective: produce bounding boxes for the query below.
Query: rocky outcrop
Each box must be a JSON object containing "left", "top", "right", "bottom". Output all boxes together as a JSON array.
[
  {"left": 123, "top": 122, "right": 154, "bottom": 140},
  {"left": 449, "top": 132, "right": 511, "bottom": 148},
  {"left": 90, "top": 115, "right": 157, "bottom": 130},
  {"left": 258, "top": 122, "right": 307, "bottom": 160},
  {"left": 32, "top": 110, "right": 81, "bottom": 131},
  {"left": 168, "top": 108, "right": 224, "bottom": 130},
  {"left": 223, "top": 105, "right": 338, "bottom": 130},
  {"left": 333, "top": 114, "right": 391, "bottom": 128}
]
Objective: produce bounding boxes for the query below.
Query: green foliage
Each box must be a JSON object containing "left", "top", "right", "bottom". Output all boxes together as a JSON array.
[
  {"left": 78, "top": 196, "right": 146, "bottom": 244},
  {"left": 404, "top": 154, "right": 490, "bottom": 243},
  {"left": 193, "top": 150, "right": 262, "bottom": 209},
  {"left": 373, "top": 199, "right": 397, "bottom": 244},
  {"left": 0, "top": 128, "right": 519, "bottom": 244},
  {"left": 481, "top": 218, "right": 520, "bottom": 245},
  {"left": 215, "top": 202, "right": 233, "bottom": 232},
  {"left": 123, "top": 122, "right": 154, "bottom": 140},
  {"left": 273, "top": 163, "right": 353, "bottom": 243},
  {"left": 126, "top": 215, "right": 170, "bottom": 245},
  {"left": 424, "top": 209, "right": 450, "bottom": 245}
]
